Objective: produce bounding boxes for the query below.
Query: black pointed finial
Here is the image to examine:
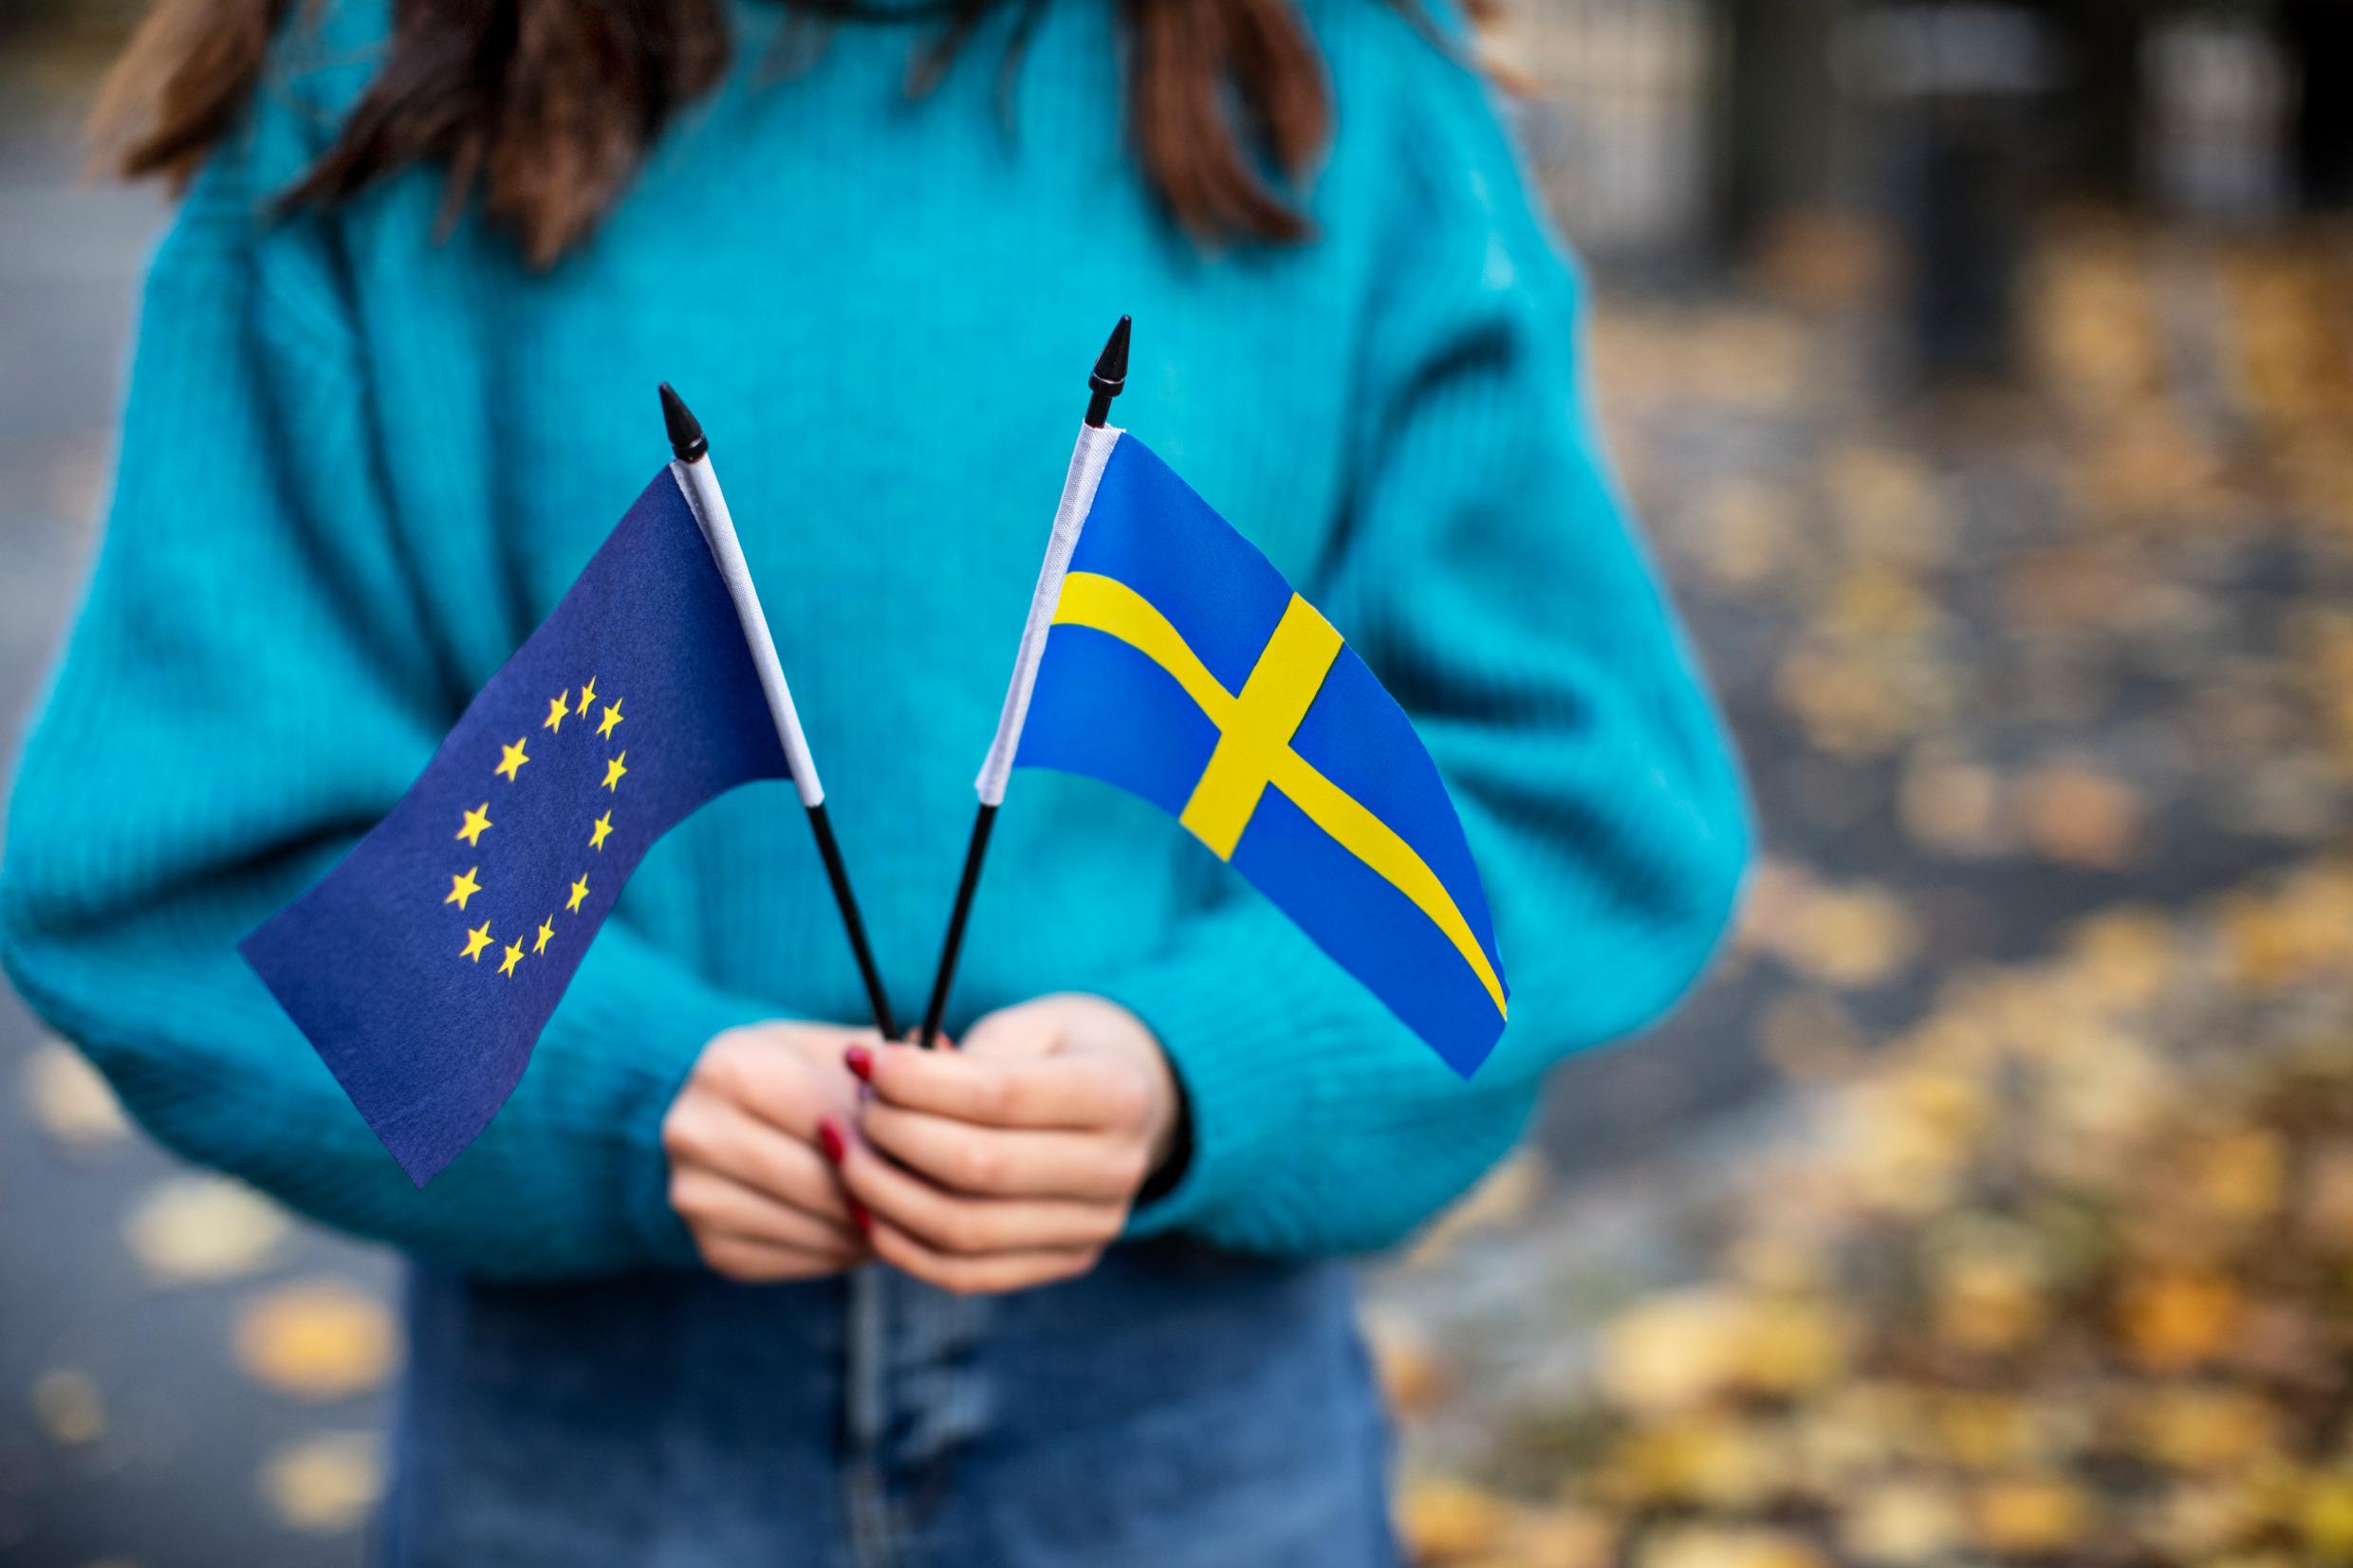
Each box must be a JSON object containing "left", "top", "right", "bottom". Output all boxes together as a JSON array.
[
  {"left": 1084, "top": 315, "right": 1131, "bottom": 428},
  {"left": 658, "top": 382, "right": 708, "bottom": 462}
]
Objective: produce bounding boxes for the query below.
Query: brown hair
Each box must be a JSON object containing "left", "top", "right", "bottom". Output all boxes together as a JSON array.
[{"left": 91, "top": 0, "right": 1337, "bottom": 267}]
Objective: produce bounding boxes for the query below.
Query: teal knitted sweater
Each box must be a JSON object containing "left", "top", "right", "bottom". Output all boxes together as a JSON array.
[{"left": 0, "top": 0, "right": 1748, "bottom": 1279}]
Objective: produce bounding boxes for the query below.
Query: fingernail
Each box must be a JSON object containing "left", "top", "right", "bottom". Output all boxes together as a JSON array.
[
  {"left": 817, "top": 1116, "right": 847, "bottom": 1165},
  {"left": 844, "top": 1044, "right": 873, "bottom": 1082},
  {"left": 848, "top": 1198, "right": 873, "bottom": 1235}
]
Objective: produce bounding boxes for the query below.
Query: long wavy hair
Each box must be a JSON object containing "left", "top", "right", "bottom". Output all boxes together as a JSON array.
[{"left": 91, "top": 0, "right": 1341, "bottom": 267}]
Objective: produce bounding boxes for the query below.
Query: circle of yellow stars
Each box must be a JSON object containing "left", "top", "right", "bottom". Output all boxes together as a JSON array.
[{"left": 445, "top": 678, "right": 630, "bottom": 976}]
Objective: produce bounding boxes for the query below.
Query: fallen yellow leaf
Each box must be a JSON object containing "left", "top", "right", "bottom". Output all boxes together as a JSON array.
[
  {"left": 1969, "top": 1474, "right": 2093, "bottom": 1554},
  {"left": 1898, "top": 753, "right": 2007, "bottom": 858},
  {"left": 1839, "top": 1480, "right": 1961, "bottom": 1565},
  {"left": 2305, "top": 1473, "right": 2353, "bottom": 1559},
  {"left": 2133, "top": 1388, "right": 2280, "bottom": 1473},
  {"left": 1775, "top": 884, "right": 1920, "bottom": 990},
  {"left": 260, "top": 1431, "right": 382, "bottom": 1533},
  {"left": 23, "top": 1042, "right": 128, "bottom": 1152},
  {"left": 233, "top": 1281, "right": 398, "bottom": 1401},
  {"left": 1638, "top": 1523, "right": 1828, "bottom": 1568},
  {"left": 31, "top": 1367, "right": 103, "bottom": 1448},
  {"left": 2016, "top": 759, "right": 2142, "bottom": 869},
  {"left": 1397, "top": 1474, "right": 1510, "bottom": 1561},
  {"left": 121, "top": 1176, "right": 288, "bottom": 1286},
  {"left": 2120, "top": 1268, "right": 2242, "bottom": 1372},
  {"left": 1362, "top": 1308, "right": 1448, "bottom": 1419}
]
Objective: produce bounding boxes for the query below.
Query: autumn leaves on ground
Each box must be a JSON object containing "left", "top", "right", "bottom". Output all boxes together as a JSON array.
[
  {"left": 1385, "top": 869, "right": 2353, "bottom": 1568},
  {"left": 1371, "top": 216, "right": 2353, "bottom": 1568},
  {"left": 22, "top": 1054, "right": 397, "bottom": 1537}
]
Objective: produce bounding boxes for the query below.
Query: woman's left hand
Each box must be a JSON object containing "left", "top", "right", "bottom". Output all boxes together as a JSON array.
[{"left": 825, "top": 993, "right": 1180, "bottom": 1296}]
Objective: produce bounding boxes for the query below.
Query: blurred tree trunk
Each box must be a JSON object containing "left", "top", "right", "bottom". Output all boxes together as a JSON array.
[
  {"left": 2030, "top": 0, "right": 2147, "bottom": 196},
  {"left": 1718, "top": 0, "right": 1851, "bottom": 249},
  {"left": 2281, "top": 0, "right": 2351, "bottom": 208}
]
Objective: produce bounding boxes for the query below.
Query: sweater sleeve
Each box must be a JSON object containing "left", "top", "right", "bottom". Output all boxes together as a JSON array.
[
  {"left": 0, "top": 91, "right": 745, "bottom": 1280},
  {"left": 1110, "top": 50, "right": 1751, "bottom": 1255}
]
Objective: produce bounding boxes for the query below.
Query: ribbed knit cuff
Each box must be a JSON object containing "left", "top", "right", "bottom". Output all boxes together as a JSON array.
[{"left": 1096, "top": 914, "right": 1374, "bottom": 1250}]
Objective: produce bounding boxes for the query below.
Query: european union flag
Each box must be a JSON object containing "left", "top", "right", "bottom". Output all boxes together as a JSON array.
[
  {"left": 1010, "top": 433, "right": 1509, "bottom": 1075},
  {"left": 242, "top": 468, "right": 790, "bottom": 1184}
]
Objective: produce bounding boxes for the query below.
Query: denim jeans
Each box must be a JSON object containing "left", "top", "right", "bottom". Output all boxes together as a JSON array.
[{"left": 379, "top": 1237, "right": 1400, "bottom": 1566}]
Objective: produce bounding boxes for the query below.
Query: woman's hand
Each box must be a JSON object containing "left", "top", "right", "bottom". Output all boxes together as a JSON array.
[
  {"left": 826, "top": 993, "right": 1181, "bottom": 1296},
  {"left": 663, "top": 1022, "right": 878, "bottom": 1282}
]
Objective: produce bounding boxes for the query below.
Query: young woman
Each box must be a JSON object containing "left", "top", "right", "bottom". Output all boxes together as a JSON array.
[{"left": 1, "top": 0, "right": 1748, "bottom": 1559}]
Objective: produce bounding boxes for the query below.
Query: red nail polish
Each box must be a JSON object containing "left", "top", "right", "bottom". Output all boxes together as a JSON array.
[
  {"left": 844, "top": 1044, "right": 873, "bottom": 1082},
  {"left": 848, "top": 1198, "right": 873, "bottom": 1235},
  {"left": 817, "top": 1117, "right": 846, "bottom": 1165}
]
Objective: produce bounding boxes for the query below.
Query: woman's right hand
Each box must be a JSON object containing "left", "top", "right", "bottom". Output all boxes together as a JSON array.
[{"left": 662, "top": 1023, "right": 875, "bottom": 1282}]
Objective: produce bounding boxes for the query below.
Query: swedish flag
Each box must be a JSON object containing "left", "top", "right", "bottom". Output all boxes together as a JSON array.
[{"left": 1009, "top": 433, "right": 1508, "bottom": 1075}]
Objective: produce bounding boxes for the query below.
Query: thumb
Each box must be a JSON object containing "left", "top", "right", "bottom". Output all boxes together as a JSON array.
[{"left": 957, "top": 996, "right": 1078, "bottom": 1061}]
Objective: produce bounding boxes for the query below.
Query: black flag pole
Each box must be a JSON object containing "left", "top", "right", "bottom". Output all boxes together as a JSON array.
[
  {"left": 916, "top": 316, "right": 1131, "bottom": 1048},
  {"left": 660, "top": 383, "right": 900, "bottom": 1042}
]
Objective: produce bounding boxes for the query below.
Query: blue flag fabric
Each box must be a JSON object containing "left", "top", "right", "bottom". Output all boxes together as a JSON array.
[
  {"left": 1016, "top": 434, "right": 1509, "bottom": 1076},
  {"left": 242, "top": 470, "right": 788, "bottom": 1184}
]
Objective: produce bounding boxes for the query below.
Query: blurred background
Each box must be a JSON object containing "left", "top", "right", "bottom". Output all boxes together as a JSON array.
[{"left": 1, "top": 1, "right": 2348, "bottom": 1564}]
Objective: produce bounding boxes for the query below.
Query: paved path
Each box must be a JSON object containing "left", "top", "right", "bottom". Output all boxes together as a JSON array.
[{"left": 0, "top": 84, "right": 393, "bottom": 1568}]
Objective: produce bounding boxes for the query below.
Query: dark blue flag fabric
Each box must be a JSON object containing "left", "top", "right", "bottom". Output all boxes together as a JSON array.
[
  {"left": 1013, "top": 434, "right": 1509, "bottom": 1076},
  {"left": 242, "top": 470, "right": 789, "bottom": 1184}
]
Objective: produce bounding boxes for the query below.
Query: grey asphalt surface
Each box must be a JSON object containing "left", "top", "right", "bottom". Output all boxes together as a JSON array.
[{"left": 0, "top": 85, "right": 395, "bottom": 1568}]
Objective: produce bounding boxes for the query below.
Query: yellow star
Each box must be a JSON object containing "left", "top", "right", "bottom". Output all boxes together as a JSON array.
[
  {"left": 495, "top": 738, "right": 530, "bottom": 781},
  {"left": 498, "top": 939, "right": 526, "bottom": 977},
  {"left": 544, "top": 692, "right": 570, "bottom": 735},
  {"left": 602, "top": 751, "right": 628, "bottom": 792},
  {"left": 445, "top": 865, "right": 482, "bottom": 910},
  {"left": 565, "top": 875, "right": 590, "bottom": 913},
  {"left": 534, "top": 916, "right": 555, "bottom": 955},
  {"left": 589, "top": 811, "right": 614, "bottom": 851},
  {"left": 577, "top": 676, "right": 598, "bottom": 717},
  {"left": 455, "top": 802, "right": 492, "bottom": 848},
  {"left": 459, "top": 920, "right": 492, "bottom": 962},
  {"left": 596, "top": 699, "right": 625, "bottom": 740}
]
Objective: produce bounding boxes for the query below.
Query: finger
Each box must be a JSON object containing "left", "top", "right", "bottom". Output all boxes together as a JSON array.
[
  {"left": 830, "top": 1127, "right": 1125, "bottom": 1254},
  {"left": 857, "top": 1102, "right": 1145, "bottom": 1202},
  {"left": 698, "top": 1231, "right": 864, "bottom": 1283},
  {"left": 664, "top": 1099, "right": 859, "bottom": 1226},
  {"left": 860, "top": 1042, "right": 1151, "bottom": 1132},
  {"left": 669, "top": 1165, "right": 863, "bottom": 1253},
  {"left": 956, "top": 1003, "right": 1065, "bottom": 1061},
  {"left": 713, "top": 1045, "right": 861, "bottom": 1141},
  {"left": 866, "top": 1215, "right": 1100, "bottom": 1297}
]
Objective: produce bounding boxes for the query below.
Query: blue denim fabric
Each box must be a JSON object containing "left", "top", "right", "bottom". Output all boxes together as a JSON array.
[{"left": 379, "top": 1240, "right": 1400, "bottom": 1566}]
